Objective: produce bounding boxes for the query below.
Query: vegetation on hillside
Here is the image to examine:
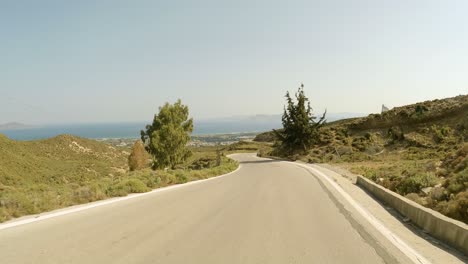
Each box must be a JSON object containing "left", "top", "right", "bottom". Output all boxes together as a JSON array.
[
  {"left": 257, "top": 94, "right": 468, "bottom": 223},
  {"left": 253, "top": 130, "right": 277, "bottom": 143},
  {"left": 0, "top": 134, "right": 238, "bottom": 223},
  {"left": 0, "top": 134, "right": 127, "bottom": 222},
  {"left": 224, "top": 140, "right": 273, "bottom": 156}
]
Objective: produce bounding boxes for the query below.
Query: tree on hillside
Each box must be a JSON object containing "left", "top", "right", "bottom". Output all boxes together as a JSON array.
[
  {"left": 273, "top": 84, "right": 326, "bottom": 155},
  {"left": 128, "top": 140, "right": 148, "bottom": 171},
  {"left": 141, "top": 99, "right": 193, "bottom": 169}
]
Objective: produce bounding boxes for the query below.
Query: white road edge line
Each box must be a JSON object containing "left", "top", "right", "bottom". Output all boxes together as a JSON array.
[
  {"left": 294, "top": 163, "right": 431, "bottom": 264},
  {"left": 0, "top": 163, "right": 242, "bottom": 232},
  {"left": 0, "top": 153, "right": 432, "bottom": 264}
]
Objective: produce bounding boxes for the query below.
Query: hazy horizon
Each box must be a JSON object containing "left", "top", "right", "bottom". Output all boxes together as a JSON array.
[
  {"left": 1, "top": 1, "right": 467, "bottom": 124},
  {"left": 1, "top": 111, "right": 369, "bottom": 127}
]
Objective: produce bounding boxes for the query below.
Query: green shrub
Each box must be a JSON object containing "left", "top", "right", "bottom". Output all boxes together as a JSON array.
[
  {"left": 446, "top": 181, "right": 464, "bottom": 194},
  {"left": 437, "top": 191, "right": 468, "bottom": 223},
  {"left": 0, "top": 207, "right": 10, "bottom": 223},
  {"left": 443, "top": 164, "right": 468, "bottom": 195},
  {"left": 307, "top": 157, "right": 322, "bottom": 163},
  {"left": 189, "top": 157, "right": 215, "bottom": 170},
  {"left": 431, "top": 125, "right": 453, "bottom": 143},
  {"left": 155, "top": 176, "right": 162, "bottom": 186},
  {"left": 430, "top": 186, "right": 447, "bottom": 201},
  {"left": 190, "top": 171, "right": 204, "bottom": 180},
  {"left": 257, "top": 148, "right": 270, "bottom": 157},
  {"left": 70, "top": 182, "right": 108, "bottom": 204},
  {"left": 73, "top": 186, "right": 94, "bottom": 203},
  {"left": 106, "top": 179, "right": 150, "bottom": 197},
  {"left": 396, "top": 173, "right": 438, "bottom": 195},
  {"left": 414, "top": 104, "right": 429, "bottom": 115},
  {"left": 130, "top": 170, "right": 160, "bottom": 188},
  {"left": 175, "top": 171, "right": 188, "bottom": 183},
  {"left": 0, "top": 191, "right": 37, "bottom": 217},
  {"left": 387, "top": 127, "right": 405, "bottom": 142},
  {"left": 123, "top": 179, "right": 150, "bottom": 193},
  {"left": 106, "top": 183, "right": 128, "bottom": 197},
  {"left": 163, "top": 172, "right": 178, "bottom": 185}
]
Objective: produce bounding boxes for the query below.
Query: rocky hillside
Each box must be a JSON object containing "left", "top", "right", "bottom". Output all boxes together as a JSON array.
[{"left": 256, "top": 94, "right": 468, "bottom": 223}]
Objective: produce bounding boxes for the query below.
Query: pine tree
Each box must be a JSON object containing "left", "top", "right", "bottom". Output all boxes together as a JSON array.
[
  {"left": 141, "top": 99, "right": 193, "bottom": 169},
  {"left": 273, "top": 84, "right": 326, "bottom": 155}
]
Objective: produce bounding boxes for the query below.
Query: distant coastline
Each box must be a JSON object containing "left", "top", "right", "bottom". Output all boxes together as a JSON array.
[
  {"left": 0, "top": 113, "right": 366, "bottom": 141},
  {"left": 0, "top": 122, "right": 280, "bottom": 141}
]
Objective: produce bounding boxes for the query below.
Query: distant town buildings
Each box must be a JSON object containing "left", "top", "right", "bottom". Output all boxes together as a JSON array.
[{"left": 99, "top": 133, "right": 258, "bottom": 148}]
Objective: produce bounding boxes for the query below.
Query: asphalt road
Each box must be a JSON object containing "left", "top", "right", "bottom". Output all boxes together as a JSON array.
[{"left": 0, "top": 153, "right": 409, "bottom": 263}]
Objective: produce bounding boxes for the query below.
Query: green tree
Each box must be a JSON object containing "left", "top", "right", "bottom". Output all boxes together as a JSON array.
[
  {"left": 141, "top": 100, "right": 194, "bottom": 169},
  {"left": 273, "top": 84, "right": 326, "bottom": 155},
  {"left": 128, "top": 140, "right": 148, "bottom": 171}
]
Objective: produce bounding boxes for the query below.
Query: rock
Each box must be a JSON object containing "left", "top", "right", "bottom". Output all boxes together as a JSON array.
[{"left": 421, "top": 187, "right": 433, "bottom": 196}]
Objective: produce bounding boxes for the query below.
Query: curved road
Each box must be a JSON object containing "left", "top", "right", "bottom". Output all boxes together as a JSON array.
[{"left": 0, "top": 153, "right": 412, "bottom": 263}]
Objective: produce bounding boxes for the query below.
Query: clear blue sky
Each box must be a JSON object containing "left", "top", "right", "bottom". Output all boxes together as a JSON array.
[{"left": 1, "top": 0, "right": 467, "bottom": 124}]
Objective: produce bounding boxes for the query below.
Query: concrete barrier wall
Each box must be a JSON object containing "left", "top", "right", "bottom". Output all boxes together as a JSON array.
[{"left": 356, "top": 176, "right": 468, "bottom": 256}]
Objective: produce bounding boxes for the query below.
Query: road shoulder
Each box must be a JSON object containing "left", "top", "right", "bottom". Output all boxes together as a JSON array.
[{"left": 311, "top": 163, "right": 467, "bottom": 264}]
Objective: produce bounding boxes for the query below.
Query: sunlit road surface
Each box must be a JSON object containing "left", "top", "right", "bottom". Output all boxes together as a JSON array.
[{"left": 0, "top": 153, "right": 413, "bottom": 264}]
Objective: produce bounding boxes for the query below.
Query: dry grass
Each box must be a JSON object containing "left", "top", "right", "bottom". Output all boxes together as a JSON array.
[
  {"left": 257, "top": 94, "right": 468, "bottom": 223},
  {"left": 0, "top": 134, "right": 238, "bottom": 223}
]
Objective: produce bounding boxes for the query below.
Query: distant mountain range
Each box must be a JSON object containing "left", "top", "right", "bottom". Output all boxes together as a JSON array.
[
  {"left": 194, "top": 113, "right": 368, "bottom": 134},
  {"left": 0, "top": 122, "right": 33, "bottom": 130},
  {"left": 200, "top": 112, "right": 368, "bottom": 124}
]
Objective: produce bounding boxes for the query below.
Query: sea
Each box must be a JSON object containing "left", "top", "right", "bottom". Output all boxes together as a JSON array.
[
  {"left": 0, "top": 113, "right": 366, "bottom": 141},
  {"left": 0, "top": 120, "right": 282, "bottom": 141}
]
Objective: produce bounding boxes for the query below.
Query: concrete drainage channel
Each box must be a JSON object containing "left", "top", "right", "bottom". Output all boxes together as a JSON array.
[{"left": 356, "top": 175, "right": 468, "bottom": 256}]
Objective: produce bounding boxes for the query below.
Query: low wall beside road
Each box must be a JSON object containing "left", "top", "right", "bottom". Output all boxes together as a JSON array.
[{"left": 356, "top": 175, "right": 468, "bottom": 256}]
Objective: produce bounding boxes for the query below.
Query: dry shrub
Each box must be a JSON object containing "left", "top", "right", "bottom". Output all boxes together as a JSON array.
[
  {"left": 437, "top": 191, "right": 468, "bottom": 223},
  {"left": 128, "top": 140, "right": 149, "bottom": 171}
]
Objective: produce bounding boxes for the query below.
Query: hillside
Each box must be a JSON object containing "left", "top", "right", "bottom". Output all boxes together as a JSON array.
[
  {"left": 256, "top": 94, "right": 468, "bottom": 223},
  {"left": 0, "top": 134, "right": 129, "bottom": 221},
  {"left": 0, "top": 134, "right": 240, "bottom": 223},
  {"left": 0, "top": 134, "right": 129, "bottom": 184}
]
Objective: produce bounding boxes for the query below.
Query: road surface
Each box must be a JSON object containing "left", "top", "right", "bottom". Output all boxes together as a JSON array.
[{"left": 0, "top": 153, "right": 414, "bottom": 263}]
